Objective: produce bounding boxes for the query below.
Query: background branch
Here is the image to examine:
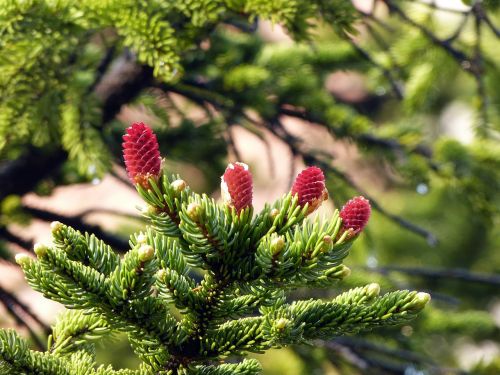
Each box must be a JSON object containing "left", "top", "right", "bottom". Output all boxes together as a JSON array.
[{"left": 370, "top": 265, "right": 500, "bottom": 286}]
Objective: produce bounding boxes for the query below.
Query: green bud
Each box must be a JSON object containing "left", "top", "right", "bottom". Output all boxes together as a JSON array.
[
  {"left": 324, "top": 264, "right": 349, "bottom": 279},
  {"left": 270, "top": 208, "right": 279, "bottom": 220},
  {"left": 366, "top": 283, "right": 380, "bottom": 298},
  {"left": 275, "top": 318, "right": 289, "bottom": 330},
  {"left": 186, "top": 202, "right": 202, "bottom": 221},
  {"left": 15, "top": 253, "right": 32, "bottom": 266},
  {"left": 156, "top": 269, "right": 167, "bottom": 281},
  {"left": 323, "top": 235, "right": 333, "bottom": 245},
  {"left": 171, "top": 179, "right": 187, "bottom": 193},
  {"left": 50, "top": 221, "right": 63, "bottom": 233},
  {"left": 138, "top": 245, "right": 155, "bottom": 261},
  {"left": 340, "top": 265, "right": 351, "bottom": 278},
  {"left": 142, "top": 205, "right": 158, "bottom": 215},
  {"left": 270, "top": 236, "right": 285, "bottom": 255},
  {"left": 33, "top": 243, "right": 48, "bottom": 257},
  {"left": 322, "top": 235, "right": 333, "bottom": 252},
  {"left": 409, "top": 292, "right": 431, "bottom": 311},
  {"left": 136, "top": 233, "right": 147, "bottom": 244}
]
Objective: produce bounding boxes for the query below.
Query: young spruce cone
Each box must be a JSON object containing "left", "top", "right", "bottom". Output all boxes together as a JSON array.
[
  {"left": 221, "top": 162, "right": 253, "bottom": 213},
  {"left": 340, "top": 196, "right": 371, "bottom": 235},
  {"left": 291, "top": 166, "right": 328, "bottom": 214},
  {"left": 122, "top": 122, "right": 161, "bottom": 188}
]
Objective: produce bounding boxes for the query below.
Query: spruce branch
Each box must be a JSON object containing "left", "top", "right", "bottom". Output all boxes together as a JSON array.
[
  {"left": 0, "top": 286, "right": 48, "bottom": 334},
  {"left": 348, "top": 40, "right": 404, "bottom": 100},
  {"left": 1, "top": 123, "right": 430, "bottom": 373},
  {"left": 48, "top": 310, "right": 111, "bottom": 356},
  {"left": 0, "top": 330, "right": 71, "bottom": 375}
]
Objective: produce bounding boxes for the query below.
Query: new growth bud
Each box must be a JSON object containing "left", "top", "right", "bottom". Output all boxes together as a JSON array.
[
  {"left": 156, "top": 269, "right": 166, "bottom": 280},
  {"left": 339, "top": 196, "right": 371, "bottom": 235},
  {"left": 366, "top": 283, "right": 381, "bottom": 298},
  {"left": 221, "top": 162, "right": 253, "bottom": 213},
  {"left": 15, "top": 253, "right": 31, "bottom": 266},
  {"left": 321, "top": 235, "right": 333, "bottom": 252},
  {"left": 33, "top": 243, "right": 48, "bottom": 257},
  {"left": 122, "top": 122, "right": 162, "bottom": 188},
  {"left": 171, "top": 179, "right": 187, "bottom": 193},
  {"left": 269, "top": 208, "right": 280, "bottom": 220},
  {"left": 324, "top": 265, "right": 351, "bottom": 279},
  {"left": 340, "top": 266, "right": 351, "bottom": 278},
  {"left": 274, "top": 318, "right": 289, "bottom": 330},
  {"left": 270, "top": 236, "right": 285, "bottom": 255},
  {"left": 50, "top": 221, "right": 63, "bottom": 233},
  {"left": 142, "top": 205, "right": 158, "bottom": 215},
  {"left": 409, "top": 292, "right": 431, "bottom": 311},
  {"left": 136, "top": 233, "right": 147, "bottom": 244},
  {"left": 187, "top": 202, "right": 202, "bottom": 221},
  {"left": 291, "top": 166, "right": 328, "bottom": 215},
  {"left": 138, "top": 244, "right": 155, "bottom": 262}
]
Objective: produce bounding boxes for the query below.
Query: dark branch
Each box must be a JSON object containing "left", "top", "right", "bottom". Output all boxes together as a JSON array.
[
  {"left": 349, "top": 40, "right": 404, "bottom": 100},
  {"left": 472, "top": 4, "right": 489, "bottom": 129},
  {"left": 383, "top": 0, "right": 473, "bottom": 73},
  {"left": 0, "top": 148, "right": 67, "bottom": 202},
  {"left": 21, "top": 205, "right": 129, "bottom": 252},
  {"left": 86, "top": 46, "right": 116, "bottom": 95},
  {"left": 95, "top": 54, "right": 154, "bottom": 124},
  {"left": 0, "top": 286, "right": 47, "bottom": 350},
  {"left": 371, "top": 265, "right": 500, "bottom": 286},
  {"left": 0, "top": 227, "right": 34, "bottom": 252}
]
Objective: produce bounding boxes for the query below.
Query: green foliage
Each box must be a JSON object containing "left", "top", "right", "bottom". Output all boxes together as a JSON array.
[
  {"left": 0, "top": 0, "right": 357, "bottom": 178},
  {"left": 1, "top": 0, "right": 499, "bottom": 373},
  {"left": 0, "top": 169, "right": 429, "bottom": 373}
]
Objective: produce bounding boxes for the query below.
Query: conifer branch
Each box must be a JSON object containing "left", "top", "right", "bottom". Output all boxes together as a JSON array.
[
  {"left": 0, "top": 149, "right": 67, "bottom": 202},
  {"left": 472, "top": 3, "right": 489, "bottom": 130},
  {"left": 21, "top": 205, "right": 129, "bottom": 252},
  {"left": 349, "top": 40, "right": 404, "bottom": 100},
  {"left": 1, "top": 122, "right": 431, "bottom": 373},
  {"left": 382, "top": 0, "right": 472, "bottom": 71},
  {"left": 266, "top": 118, "right": 439, "bottom": 245},
  {"left": 371, "top": 265, "right": 500, "bottom": 286}
]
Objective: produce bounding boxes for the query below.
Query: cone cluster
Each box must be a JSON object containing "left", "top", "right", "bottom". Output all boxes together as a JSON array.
[{"left": 121, "top": 123, "right": 371, "bottom": 235}]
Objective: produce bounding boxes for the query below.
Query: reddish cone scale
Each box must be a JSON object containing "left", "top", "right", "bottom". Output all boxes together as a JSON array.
[
  {"left": 340, "top": 196, "right": 371, "bottom": 235},
  {"left": 221, "top": 162, "right": 253, "bottom": 213},
  {"left": 122, "top": 123, "right": 161, "bottom": 188},
  {"left": 291, "top": 166, "right": 328, "bottom": 214}
]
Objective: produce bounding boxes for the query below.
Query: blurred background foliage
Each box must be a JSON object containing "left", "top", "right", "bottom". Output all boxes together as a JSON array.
[{"left": 0, "top": 0, "right": 499, "bottom": 374}]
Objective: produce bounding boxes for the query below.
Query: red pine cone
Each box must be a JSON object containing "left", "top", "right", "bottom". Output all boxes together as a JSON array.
[
  {"left": 291, "top": 166, "right": 328, "bottom": 214},
  {"left": 122, "top": 122, "right": 161, "bottom": 187},
  {"left": 221, "top": 162, "right": 253, "bottom": 212},
  {"left": 340, "top": 196, "right": 371, "bottom": 235}
]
